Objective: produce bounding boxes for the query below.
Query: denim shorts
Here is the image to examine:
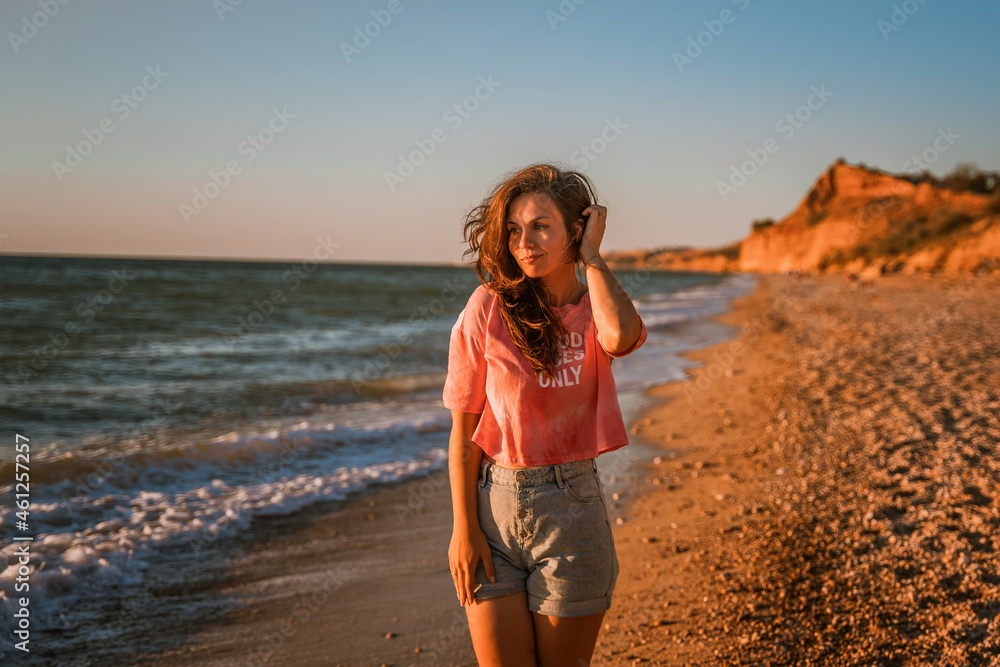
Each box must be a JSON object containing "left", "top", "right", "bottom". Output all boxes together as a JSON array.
[{"left": 472, "top": 457, "right": 619, "bottom": 617}]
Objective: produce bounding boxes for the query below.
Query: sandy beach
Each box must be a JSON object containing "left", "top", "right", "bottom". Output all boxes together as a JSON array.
[
  {"left": 93, "top": 270, "right": 1000, "bottom": 667},
  {"left": 597, "top": 270, "right": 1000, "bottom": 666}
]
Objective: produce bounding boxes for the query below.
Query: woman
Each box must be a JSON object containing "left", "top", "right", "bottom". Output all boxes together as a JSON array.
[{"left": 442, "top": 163, "right": 647, "bottom": 666}]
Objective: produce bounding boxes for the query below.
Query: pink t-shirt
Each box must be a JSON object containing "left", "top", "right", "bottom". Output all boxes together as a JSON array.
[{"left": 442, "top": 283, "right": 648, "bottom": 467}]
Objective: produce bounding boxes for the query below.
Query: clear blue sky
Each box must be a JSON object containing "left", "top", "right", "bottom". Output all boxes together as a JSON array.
[{"left": 2, "top": 0, "right": 998, "bottom": 264}]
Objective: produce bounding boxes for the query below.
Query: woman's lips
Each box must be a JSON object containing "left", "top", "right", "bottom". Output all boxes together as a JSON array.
[{"left": 522, "top": 255, "right": 540, "bottom": 264}]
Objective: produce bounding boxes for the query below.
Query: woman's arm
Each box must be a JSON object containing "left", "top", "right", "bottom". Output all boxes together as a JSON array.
[
  {"left": 578, "top": 204, "right": 642, "bottom": 354},
  {"left": 583, "top": 254, "right": 642, "bottom": 354},
  {"left": 448, "top": 410, "right": 484, "bottom": 531},
  {"left": 447, "top": 409, "right": 496, "bottom": 606}
]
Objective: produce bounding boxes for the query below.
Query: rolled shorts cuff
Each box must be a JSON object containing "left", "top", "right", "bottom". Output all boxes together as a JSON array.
[
  {"left": 529, "top": 593, "right": 613, "bottom": 618},
  {"left": 472, "top": 579, "right": 526, "bottom": 602}
]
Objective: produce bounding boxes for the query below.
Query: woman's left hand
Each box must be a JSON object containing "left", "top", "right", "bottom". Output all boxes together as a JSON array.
[{"left": 580, "top": 204, "right": 607, "bottom": 264}]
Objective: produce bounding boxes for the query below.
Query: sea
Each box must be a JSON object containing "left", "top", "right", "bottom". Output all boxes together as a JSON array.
[{"left": 0, "top": 255, "right": 756, "bottom": 660}]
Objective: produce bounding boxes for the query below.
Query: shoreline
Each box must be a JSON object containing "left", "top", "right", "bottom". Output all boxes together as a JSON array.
[
  {"left": 38, "top": 272, "right": 758, "bottom": 667},
  {"left": 594, "top": 269, "right": 800, "bottom": 665},
  {"left": 55, "top": 275, "right": 757, "bottom": 667},
  {"left": 111, "top": 279, "right": 755, "bottom": 667},
  {"left": 49, "top": 268, "right": 1000, "bottom": 666},
  {"left": 32, "top": 272, "right": 756, "bottom": 667}
]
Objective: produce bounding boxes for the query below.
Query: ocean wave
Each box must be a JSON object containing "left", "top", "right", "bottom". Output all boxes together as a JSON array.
[{"left": 0, "top": 411, "right": 450, "bottom": 658}]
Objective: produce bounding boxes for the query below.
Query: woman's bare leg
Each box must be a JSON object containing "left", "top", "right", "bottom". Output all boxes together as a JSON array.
[
  {"left": 465, "top": 591, "right": 538, "bottom": 666},
  {"left": 532, "top": 609, "right": 606, "bottom": 667}
]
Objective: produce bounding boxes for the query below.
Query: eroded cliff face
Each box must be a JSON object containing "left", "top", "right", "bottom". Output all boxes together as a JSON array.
[
  {"left": 606, "top": 161, "right": 998, "bottom": 275},
  {"left": 740, "top": 162, "right": 996, "bottom": 273}
]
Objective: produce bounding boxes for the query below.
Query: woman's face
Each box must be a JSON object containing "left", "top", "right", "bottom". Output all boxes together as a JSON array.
[{"left": 507, "top": 193, "right": 579, "bottom": 279}]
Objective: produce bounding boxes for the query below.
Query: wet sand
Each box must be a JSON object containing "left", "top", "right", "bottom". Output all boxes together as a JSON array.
[{"left": 91, "top": 269, "right": 1000, "bottom": 666}]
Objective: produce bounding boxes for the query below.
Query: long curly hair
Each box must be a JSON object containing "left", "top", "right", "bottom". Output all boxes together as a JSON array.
[{"left": 460, "top": 163, "right": 598, "bottom": 380}]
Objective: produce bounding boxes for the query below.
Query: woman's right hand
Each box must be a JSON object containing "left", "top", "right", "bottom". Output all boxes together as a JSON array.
[{"left": 448, "top": 524, "right": 496, "bottom": 606}]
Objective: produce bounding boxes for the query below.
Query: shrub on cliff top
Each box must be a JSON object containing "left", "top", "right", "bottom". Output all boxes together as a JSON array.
[
  {"left": 903, "top": 162, "right": 1000, "bottom": 195},
  {"left": 941, "top": 163, "right": 1000, "bottom": 195}
]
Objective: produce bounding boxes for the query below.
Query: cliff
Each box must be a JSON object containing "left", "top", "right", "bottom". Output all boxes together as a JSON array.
[
  {"left": 599, "top": 243, "right": 741, "bottom": 273},
  {"left": 605, "top": 161, "right": 1000, "bottom": 275}
]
